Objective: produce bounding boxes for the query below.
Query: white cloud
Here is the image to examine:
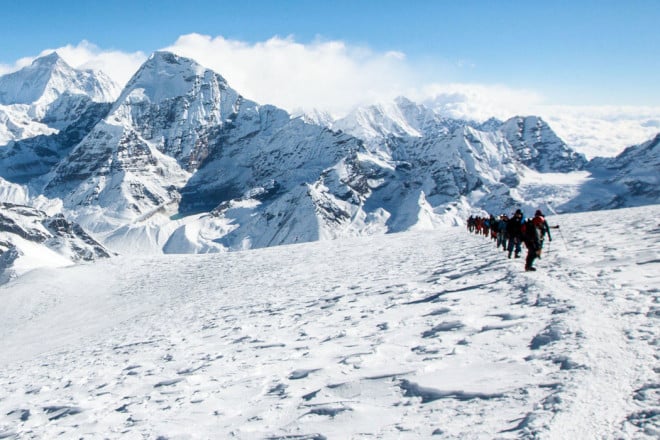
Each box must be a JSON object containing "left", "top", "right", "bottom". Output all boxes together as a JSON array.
[
  {"left": 163, "top": 33, "right": 415, "bottom": 116},
  {"left": 535, "top": 105, "right": 660, "bottom": 158},
  {"left": 47, "top": 41, "right": 147, "bottom": 86},
  {"left": 416, "top": 83, "right": 545, "bottom": 121},
  {"left": 0, "top": 57, "right": 40, "bottom": 75}
]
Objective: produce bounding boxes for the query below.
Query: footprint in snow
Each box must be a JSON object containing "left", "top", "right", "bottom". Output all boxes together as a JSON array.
[
  {"left": 289, "top": 369, "right": 321, "bottom": 380},
  {"left": 154, "top": 378, "right": 183, "bottom": 388},
  {"left": 43, "top": 405, "right": 83, "bottom": 421},
  {"left": 399, "top": 380, "right": 504, "bottom": 403},
  {"left": 421, "top": 321, "right": 465, "bottom": 338}
]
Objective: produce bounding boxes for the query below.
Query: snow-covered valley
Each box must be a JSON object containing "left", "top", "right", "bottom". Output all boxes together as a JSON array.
[{"left": 1, "top": 205, "right": 658, "bottom": 439}]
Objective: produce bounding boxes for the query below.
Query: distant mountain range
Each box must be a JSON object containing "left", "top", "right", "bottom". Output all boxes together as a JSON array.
[{"left": 0, "top": 51, "right": 658, "bottom": 278}]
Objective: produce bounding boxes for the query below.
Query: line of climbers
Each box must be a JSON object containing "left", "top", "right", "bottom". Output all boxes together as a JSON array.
[{"left": 466, "top": 209, "right": 559, "bottom": 272}]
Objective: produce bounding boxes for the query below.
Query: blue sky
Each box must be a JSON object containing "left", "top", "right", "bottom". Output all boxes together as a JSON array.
[{"left": 3, "top": 0, "right": 659, "bottom": 106}]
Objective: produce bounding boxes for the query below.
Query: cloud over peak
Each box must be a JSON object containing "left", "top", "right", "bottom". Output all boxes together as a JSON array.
[
  {"left": 163, "top": 33, "right": 415, "bottom": 116},
  {"left": 0, "top": 40, "right": 147, "bottom": 87}
]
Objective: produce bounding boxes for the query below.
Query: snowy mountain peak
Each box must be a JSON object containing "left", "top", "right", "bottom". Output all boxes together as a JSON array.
[
  {"left": 475, "top": 117, "right": 504, "bottom": 132},
  {"left": 118, "top": 51, "right": 229, "bottom": 106},
  {"left": 105, "top": 50, "right": 243, "bottom": 169},
  {"left": 334, "top": 97, "right": 471, "bottom": 148},
  {"left": 0, "top": 52, "right": 119, "bottom": 108},
  {"left": 30, "top": 51, "right": 64, "bottom": 67},
  {"left": 333, "top": 98, "right": 427, "bottom": 142},
  {"left": 1, "top": 48, "right": 657, "bottom": 260},
  {"left": 41, "top": 51, "right": 250, "bottom": 230},
  {"left": 149, "top": 51, "right": 204, "bottom": 69},
  {"left": 392, "top": 95, "right": 418, "bottom": 109},
  {"left": 143, "top": 51, "right": 210, "bottom": 77},
  {"left": 294, "top": 108, "right": 335, "bottom": 127},
  {"left": 572, "top": 131, "right": 660, "bottom": 209},
  {"left": 500, "top": 115, "right": 587, "bottom": 173}
]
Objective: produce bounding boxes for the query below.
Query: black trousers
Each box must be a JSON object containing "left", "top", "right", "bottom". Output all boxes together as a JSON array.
[{"left": 525, "top": 240, "right": 541, "bottom": 268}]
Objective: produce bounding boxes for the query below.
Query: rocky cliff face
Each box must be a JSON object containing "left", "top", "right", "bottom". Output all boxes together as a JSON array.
[
  {"left": 0, "top": 202, "right": 111, "bottom": 283},
  {"left": 109, "top": 51, "right": 240, "bottom": 171},
  {"left": 612, "top": 134, "right": 660, "bottom": 203},
  {"left": 40, "top": 53, "right": 365, "bottom": 238},
  {"left": 42, "top": 51, "right": 240, "bottom": 228},
  {"left": 500, "top": 116, "right": 588, "bottom": 173},
  {"left": 0, "top": 53, "right": 120, "bottom": 183},
  {"left": 0, "top": 101, "right": 111, "bottom": 183}
]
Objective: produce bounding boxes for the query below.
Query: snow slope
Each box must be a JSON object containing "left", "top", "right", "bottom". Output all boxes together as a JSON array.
[{"left": 0, "top": 205, "right": 657, "bottom": 439}]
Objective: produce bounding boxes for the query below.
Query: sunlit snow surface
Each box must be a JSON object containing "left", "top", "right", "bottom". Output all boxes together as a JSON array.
[{"left": 0, "top": 206, "right": 658, "bottom": 439}]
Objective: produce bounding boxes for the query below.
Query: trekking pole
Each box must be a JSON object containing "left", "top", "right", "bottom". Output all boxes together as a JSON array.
[
  {"left": 554, "top": 226, "right": 569, "bottom": 251},
  {"left": 545, "top": 202, "right": 569, "bottom": 251}
]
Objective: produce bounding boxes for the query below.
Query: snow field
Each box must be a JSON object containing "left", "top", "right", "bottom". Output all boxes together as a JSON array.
[{"left": 0, "top": 205, "right": 658, "bottom": 439}]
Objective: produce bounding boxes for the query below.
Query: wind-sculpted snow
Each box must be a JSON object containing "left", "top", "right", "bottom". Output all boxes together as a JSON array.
[{"left": 0, "top": 206, "right": 657, "bottom": 438}]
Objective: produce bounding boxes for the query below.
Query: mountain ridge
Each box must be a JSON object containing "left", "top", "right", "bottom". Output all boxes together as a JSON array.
[
  {"left": 0, "top": 201, "right": 111, "bottom": 283},
  {"left": 0, "top": 51, "right": 657, "bottom": 265},
  {"left": 0, "top": 51, "right": 119, "bottom": 110}
]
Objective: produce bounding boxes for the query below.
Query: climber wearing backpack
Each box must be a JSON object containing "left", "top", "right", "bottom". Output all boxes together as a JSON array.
[
  {"left": 483, "top": 217, "right": 490, "bottom": 237},
  {"left": 506, "top": 209, "right": 524, "bottom": 259},
  {"left": 489, "top": 214, "right": 498, "bottom": 241},
  {"left": 467, "top": 215, "right": 475, "bottom": 233},
  {"left": 496, "top": 214, "right": 508, "bottom": 250},
  {"left": 532, "top": 210, "right": 553, "bottom": 249},
  {"left": 522, "top": 209, "right": 554, "bottom": 271}
]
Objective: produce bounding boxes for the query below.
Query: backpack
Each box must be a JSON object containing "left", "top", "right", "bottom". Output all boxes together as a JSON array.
[
  {"left": 532, "top": 215, "right": 545, "bottom": 229},
  {"left": 521, "top": 219, "right": 535, "bottom": 238}
]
